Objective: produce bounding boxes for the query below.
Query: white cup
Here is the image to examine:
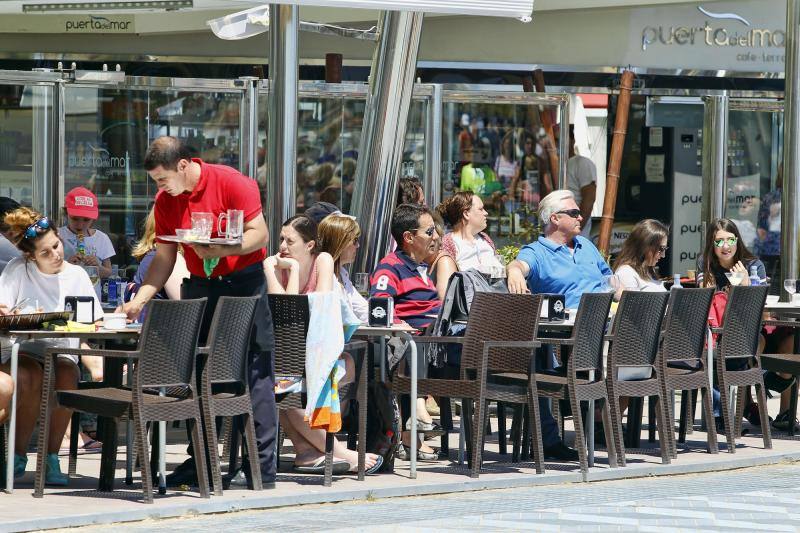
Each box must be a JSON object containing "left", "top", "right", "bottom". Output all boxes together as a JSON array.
[{"left": 103, "top": 313, "right": 127, "bottom": 330}]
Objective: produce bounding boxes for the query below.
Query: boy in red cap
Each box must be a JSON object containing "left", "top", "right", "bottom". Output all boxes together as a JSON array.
[{"left": 59, "top": 187, "right": 115, "bottom": 278}]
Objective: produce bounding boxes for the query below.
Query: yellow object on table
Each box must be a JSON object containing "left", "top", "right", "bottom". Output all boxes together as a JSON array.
[{"left": 48, "top": 321, "right": 97, "bottom": 332}]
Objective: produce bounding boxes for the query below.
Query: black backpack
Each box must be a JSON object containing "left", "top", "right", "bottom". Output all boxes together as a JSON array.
[{"left": 343, "top": 380, "right": 399, "bottom": 472}]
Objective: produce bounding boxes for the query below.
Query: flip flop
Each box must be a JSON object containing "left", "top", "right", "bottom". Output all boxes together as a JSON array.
[
  {"left": 293, "top": 457, "right": 351, "bottom": 475},
  {"left": 363, "top": 455, "right": 383, "bottom": 475},
  {"left": 78, "top": 439, "right": 103, "bottom": 455}
]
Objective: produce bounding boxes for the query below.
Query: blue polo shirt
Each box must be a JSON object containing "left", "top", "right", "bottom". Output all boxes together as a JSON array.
[{"left": 516, "top": 235, "right": 612, "bottom": 308}]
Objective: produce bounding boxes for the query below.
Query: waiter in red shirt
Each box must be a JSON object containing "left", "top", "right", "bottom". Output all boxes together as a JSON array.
[{"left": 122, "top": 136, "right": 276, "bottom": 489}]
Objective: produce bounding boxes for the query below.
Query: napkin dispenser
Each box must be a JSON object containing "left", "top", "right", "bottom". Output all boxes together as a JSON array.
[
  {"left": 64, "top": 296, "right": 95, "bottom": 324},
  {"left": 539, "top": 293, "right": 566, "bottom": 322},
  {"left": 368, "top": 296, "right": 394, "bottom": 327}
]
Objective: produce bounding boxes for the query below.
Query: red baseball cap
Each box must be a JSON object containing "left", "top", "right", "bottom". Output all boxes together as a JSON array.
[{"left": 65, "top": 187, "right": 99, "bottom": 219}]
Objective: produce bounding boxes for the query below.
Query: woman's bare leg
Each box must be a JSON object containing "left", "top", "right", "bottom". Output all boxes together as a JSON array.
[
  {"left": 281, "top": 408, "right": 378, "bottom": 470},
  {"left": 0, "top": 370, "right": 14, "bottom": 424}
]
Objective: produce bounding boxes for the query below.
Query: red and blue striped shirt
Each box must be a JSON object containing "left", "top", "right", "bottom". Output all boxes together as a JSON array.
[{"left": 370, "top": 250, "right": 441, "bottom": 330}]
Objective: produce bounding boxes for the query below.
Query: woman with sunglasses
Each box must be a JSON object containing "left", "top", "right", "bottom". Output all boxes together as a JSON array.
[
  {"left": 0, "top": 207, "right": 102, "bottom": 485},
  {"left": 612, "top": 219, "right": 669, "bottom": 292},
  {"left": 316, "top": 213, "right": 367, "bottom": 322},
  {"left": 699, "top": 218, "right": 797, "bottom": 431}
]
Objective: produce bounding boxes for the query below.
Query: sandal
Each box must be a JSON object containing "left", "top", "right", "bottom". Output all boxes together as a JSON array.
[
  {"left": 293, "top": 457, "right": 350, "bottom": 475},
  {"left": 743, "top": 403, "right": 773, "bottom": 427},
  {"left": 396, "top": 444, "right": 439, "bottom": 462}
]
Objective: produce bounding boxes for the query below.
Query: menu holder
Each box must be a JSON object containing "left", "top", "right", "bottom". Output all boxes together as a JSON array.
[
  {"left": 65, "top": 296, "right": 95, "bottom": 324},
  {"left": 368, "top": 296, "right": 394, "bottom": 327},
  {"left": 539, "top": 293, "right": 566, "bottom": 322}
]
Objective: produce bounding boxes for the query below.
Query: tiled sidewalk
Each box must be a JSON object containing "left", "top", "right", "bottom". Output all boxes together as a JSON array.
[{"left": 3, "top": 396, "right": 800, "bottom": 532}]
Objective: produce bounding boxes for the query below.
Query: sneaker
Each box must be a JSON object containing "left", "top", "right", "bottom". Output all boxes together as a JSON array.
[
  {"left": 773, "top": 410, "right": 800, "bottom": 432},
  {"left": 13, "top": 454, "right": 27, "bottom": 479},
  {"left": 543, "top": 441, "right": 579, "bottom": 461},
  {"left": 45, "top": 453, "right": 68, "bottom": 486}
]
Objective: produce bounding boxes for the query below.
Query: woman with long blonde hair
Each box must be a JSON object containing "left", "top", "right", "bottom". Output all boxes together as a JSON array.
[
  {"left": 317, "top": 213, "right": 367, "bottom": 322},
  {"left": 129, "top": 209, "right": 189, "bottom": 302}
]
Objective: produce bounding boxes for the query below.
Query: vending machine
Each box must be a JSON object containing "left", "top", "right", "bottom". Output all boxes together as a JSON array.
[{"left": 640, "top": 126, "right": 704, "bottom": 277}]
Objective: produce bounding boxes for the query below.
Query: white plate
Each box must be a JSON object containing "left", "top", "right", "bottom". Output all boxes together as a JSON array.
[{"left": 158, "top": 235, "right": 241, "bottom": 246}]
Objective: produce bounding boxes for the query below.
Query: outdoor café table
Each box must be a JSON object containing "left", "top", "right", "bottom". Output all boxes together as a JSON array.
[
  {"left": 2, "top": 326, "right": 140, "bottom": 495},
  {"left": 351, "top": 324, "right": 419, "bottom": 478}
]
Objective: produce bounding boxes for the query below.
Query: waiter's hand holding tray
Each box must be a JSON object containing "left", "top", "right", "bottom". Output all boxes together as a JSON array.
[{"left": 158, "top": 233, "right": 241, "bottom": 246}]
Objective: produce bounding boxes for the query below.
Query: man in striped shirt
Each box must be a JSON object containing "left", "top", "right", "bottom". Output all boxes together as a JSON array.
[{"left": 370, "top": 203, "right": 441, "bottom": 329}]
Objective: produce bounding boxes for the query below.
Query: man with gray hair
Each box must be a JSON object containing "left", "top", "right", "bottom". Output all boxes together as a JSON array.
[
  {"left": 506, "top": 189, "right": 612, "bottom": 462},
  {"left": 508, "top": 189, "right": 611, "bottom": 308}
]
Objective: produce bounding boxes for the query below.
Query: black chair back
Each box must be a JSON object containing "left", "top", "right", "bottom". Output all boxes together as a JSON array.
[
  {"left": 661, "top": 288, "right": 715, "bottom": 364},
  {"left": 205, "top": 296, "right": 260, "bottom": 385},
  {"left": 570, "top": 292, "right": 614, "bottom": 372},
  {"left": 718, "top": 285, "right": 769, "bottom": 359},
  {"left": 608, "top": 291, "right": 670, "bottom": 368},
  {"left": 268, "top": 294, "right": 310, "bottom": 377}
]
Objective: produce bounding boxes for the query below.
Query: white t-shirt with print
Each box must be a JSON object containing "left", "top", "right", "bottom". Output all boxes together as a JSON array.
[
  {"left": 0, "top": 257, "right": 103, "bottom": 362},
  {"left": 615, "top": 264, "right": 666, "bottom": 292},
  {"left": 567, "top": 154, "right": 597, "bottom": 237},
  {"left": 59, "top": 226, "right": 116, "bottom": 262}
]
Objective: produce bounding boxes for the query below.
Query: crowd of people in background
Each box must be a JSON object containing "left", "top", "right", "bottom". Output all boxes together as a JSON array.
[{"left": 0, "top": 132, "right": 796, "bottom": 491}]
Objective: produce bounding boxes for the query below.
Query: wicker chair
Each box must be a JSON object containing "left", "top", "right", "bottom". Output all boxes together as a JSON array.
[
  {"left": 33, "top": 298, "right": 209, "bottom": 503},
  {"left": 393, "top": 293, "right": 544, "bottom": 478},
  {"left": 268, "top": 294, "right": 367, "bottom": 487},
  {"left": 715, "top": 284, "right": 772, "bottom": 453},
  {"left": 533, "top": 292, "right": 618, "bottom": 473},
  {"left": 657, "top": 287, "right": 718, "bottom": 457},
  {"left": 605, "top": 291, "right": 671, "bottom": 467},
  {"left": 199, "top": 295, "right": 262, "bottom": 495}
]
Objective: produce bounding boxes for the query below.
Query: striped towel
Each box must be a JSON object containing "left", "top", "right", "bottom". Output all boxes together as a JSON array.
[{"left": 305, "top": 291, "right": 346, "bottom": 432}]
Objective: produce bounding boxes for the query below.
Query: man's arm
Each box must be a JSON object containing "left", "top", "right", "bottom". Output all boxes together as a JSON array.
[
  {"left": 579, "top": 182, "right": 596, "bottom": 224},
  {"left": 120, "top": 242, "right": 178, "bottom": 320},
  {"left": 507, "top": 259, "right": 531, "bottom": 294},
  {"left": 192, "top": 213, "right": 269, "bottom": 259}
]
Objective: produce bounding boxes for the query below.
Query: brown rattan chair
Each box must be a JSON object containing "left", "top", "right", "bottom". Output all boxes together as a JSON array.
[
  {"left": 33, "top": 298, "right": 209, "bottom": 503},
  {"left": 657, "top": 287, "right": 718, "bottom": 457},
  {"left": 199, "top": 295, "right": 262, "bottom": 495},
  {"left": 268, "top": 294, "right": 367, "bottom": 487},
  {"left": 533, "top": 292, "right": 618, "bottom": 473},
  {"left": 605, "top": 290, "right": 671, "bottom": 467},
  {"left": 393, "top": 292, "right": 544, "bottom": 478},
  {"left": 714, "top": 284, "right": 772, "bottom": 453}
]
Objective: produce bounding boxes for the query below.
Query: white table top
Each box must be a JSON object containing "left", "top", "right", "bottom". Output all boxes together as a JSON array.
[
  {"left": 7, "top": 326, "right": 141, "bottom": 339},
  {"left": 353, "top": 324, "right": 417, "bottom": 337}
]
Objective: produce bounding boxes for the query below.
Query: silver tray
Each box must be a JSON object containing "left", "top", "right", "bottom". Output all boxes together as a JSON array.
[
  {"left": 0, "top": 311, "right": 72, "bottom": 331},
  {"left": 158, "top": 235, "right": 241, "bottom": 246}
]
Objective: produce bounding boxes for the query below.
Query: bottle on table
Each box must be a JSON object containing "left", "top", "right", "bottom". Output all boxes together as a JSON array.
[
  {"left": 671, "top": 273, "right": 682, "bottom": 290},
  {"left": 749, "top": 266, "right": 761, "bottom": 286}
]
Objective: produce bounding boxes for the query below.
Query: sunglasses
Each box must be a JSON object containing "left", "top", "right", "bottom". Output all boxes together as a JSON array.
[
  {"left": 713, "top": 236, "right": 738, "bottom": 248},
  {"left": 24, "top": 217, "right": 50, "bottom": 239},
  {"left": 410, "top": 226, "right": 436, "bottom": 237},
  {"left": 555, "top": 209, "right": 582, "bottom": 219},
  {"left": 658, "top": 245, "right": 669, "bottom": 253}
]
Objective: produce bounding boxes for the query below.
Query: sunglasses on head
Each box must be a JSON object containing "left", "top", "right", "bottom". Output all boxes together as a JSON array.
[
  {"left": 24, "top": 217, "right": 50, "bottom": 239},
  {"left": 713, "top": 236, "right": 738, "bottom": 248},
  {"left": 410, "top": 226, "right": 436, "bottom": 237},
  {"left": 555, "top": 209, "right": 581, "bottom": 219}
]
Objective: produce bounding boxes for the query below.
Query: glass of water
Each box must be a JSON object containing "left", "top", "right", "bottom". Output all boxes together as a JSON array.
[
  {"left": 218, "top": 209, "right": 244, "bottom": 241},
  {"left": 785, "top": 278, "right": 797, "bottom": 303},
  {"left": 353, "top": 273, "right": 370, "bottom": 296}
]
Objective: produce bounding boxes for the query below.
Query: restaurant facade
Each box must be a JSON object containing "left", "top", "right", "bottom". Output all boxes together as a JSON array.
[{"left": 0, "top": 0, "right": 789, "bottom": 277}]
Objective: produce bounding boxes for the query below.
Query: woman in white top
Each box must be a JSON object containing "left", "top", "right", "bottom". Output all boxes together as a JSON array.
[
  {"left": 436, "top": 191, "right": 505, "bottom": 298},
  {"left": 0, "top": 207, "right": 103, "bottom": 486},
  {"left": 316, "top": 214, "right": 368, "bottom": 322},
  {"left": 612, "top": 219, "right": 669, "bottom": 292}
]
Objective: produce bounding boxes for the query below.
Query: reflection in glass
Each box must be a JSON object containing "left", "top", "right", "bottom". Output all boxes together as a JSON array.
[
  {"left": 257, "top": 92, "right": 426, "bottom": 215},
  {"left": 725, "top": 109, "right": 783, "bottom": 294},
  {"left": 442, "top": 102, "right": 556, "bottom": 247},
  {"left": 64, "top": 87, "right": 242, "bottom": 270}
]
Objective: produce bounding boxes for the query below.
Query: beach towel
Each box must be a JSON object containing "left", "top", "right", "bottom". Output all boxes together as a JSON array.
[{"left": 305, "top": 291, "right": 346, "bottom": 432}]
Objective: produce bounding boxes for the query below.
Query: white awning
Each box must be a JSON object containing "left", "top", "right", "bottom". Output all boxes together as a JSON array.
[{"left": 237, "top": 0, "right": 534, "bottom": 21}]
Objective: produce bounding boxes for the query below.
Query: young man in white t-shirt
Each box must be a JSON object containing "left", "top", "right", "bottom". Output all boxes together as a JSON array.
[{"left": 59, "top": 187, "right": 115, "bottom": 279}]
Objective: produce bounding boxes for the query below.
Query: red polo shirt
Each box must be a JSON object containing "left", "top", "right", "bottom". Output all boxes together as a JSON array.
[{"left": 154, "top": 158, "right": 266, "bottom": 278}]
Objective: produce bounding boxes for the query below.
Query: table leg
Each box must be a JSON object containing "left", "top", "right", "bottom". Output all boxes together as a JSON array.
[
  {"left": 125, "top": 356, "right": 133, "bottom": 485},
  {"left": 402, "top": 332, "right": 417, "bottom": 479},
  {"left": 789, "top": 378, "right": 799, "bottom": 437},
  {"left": 379, "top": 337, "right": 387, "bottom": 383},
  {"left": 4, "top": 341, "right": 19, "bottom": 493},
  {"left": 587, "top": 370, "right": 595, "bottom": 468},
  {"left": 33, "top": 351, "right": 55, "bottom": 498},
  {"left": 158, "top": 388, "right": 166, "bottom": 495}
]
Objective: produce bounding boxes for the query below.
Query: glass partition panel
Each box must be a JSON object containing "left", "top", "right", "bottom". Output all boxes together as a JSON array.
[
  {"left": 63, "top": 86, "right": 243, "bottom": 271},
  {"left": 0, "top": 82, "right": 53, "bottom": 211},
  {"left": 725, "top": 106, "right": 784, "bottom": 293},
  {"left": 441, "top": 100, "right": 558, "bottom": 248},
  {"left": 256, "top": 92, "right": 427, "bottom": 215}
]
